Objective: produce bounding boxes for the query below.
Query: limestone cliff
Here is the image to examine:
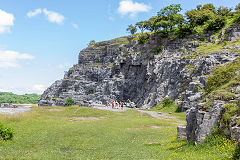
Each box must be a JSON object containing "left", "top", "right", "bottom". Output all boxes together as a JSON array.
[{"left": 39, "top": 25, "right": 239, "bottom": 111}]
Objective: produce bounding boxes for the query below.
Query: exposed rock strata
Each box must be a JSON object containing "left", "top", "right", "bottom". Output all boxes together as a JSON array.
[
  {"left": 186, "top": 101, "right": 225, "bottom": 144},
  {"left": 39, "top": 34, "right": 239, "bottom": 109}
]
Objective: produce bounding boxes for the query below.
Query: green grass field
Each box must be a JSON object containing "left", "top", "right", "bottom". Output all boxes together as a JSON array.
[{"left": 0, "top": 106, "right": 238, "bottom": 159}]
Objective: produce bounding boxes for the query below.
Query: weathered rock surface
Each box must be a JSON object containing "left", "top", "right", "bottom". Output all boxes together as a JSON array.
[
  {"left": 186, "top": 100, "right": 225, "bottom": 144},
  {"left": 177, "top": 126, "right": 186, "bottom": 139},
  {"left": 39, "top": 33, "right": 239, "bottom": 109}
]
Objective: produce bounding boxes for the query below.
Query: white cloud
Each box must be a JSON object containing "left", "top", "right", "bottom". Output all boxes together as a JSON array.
[
  {"left": 72, "top": 23, "right": 79, "bottom": 29},
  {"left": 43, "top": 9, "right": 64, "bottom": 24},
  {"left": 58, "top": 63, "right": 70, "bottom": 69},
  {"left": 27, "top": 8, "right": 42, "bottom": 18},
  {"left": 27, "top": 8, "right": 65, "bottom": 25},
  {"left": 117, "top": 0, "right": 151, "bottom": 17},
  {"left": 0, "top": 9, "right": 14, "bottom": 34},
  {"left": 32, "top": 84, "right": 45, "bottom": 94},
  {"left": 0, "top": 50, "right": 34, "bottom": 68}
]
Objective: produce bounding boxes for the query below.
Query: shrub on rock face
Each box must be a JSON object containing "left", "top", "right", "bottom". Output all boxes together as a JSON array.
[
  {"left": 0, "top": 123, "right": 14, "bottom": 141},
  {"left": 222, "top": 103, "right": 240, "bottom": 125},
  {"left": 88, "top": 88, "right": 94, "bottom": 94},
  {"left": 64, "top": 97, "right": 74, "bottom": 106},
  {"left": 153, "top": 45, "right": 163, "bottom": 55},
  {"left": 138, "top": 33, "right": 149, "bottom": 45},
  {"left": 161, "top": 98, "right": 174, "bottom": 107},
  {"left": 206, "top": 58, "right": 240, "bottom": 93},
  {"left": 88, "top": 40, "right": 96, "bottom": 46}
]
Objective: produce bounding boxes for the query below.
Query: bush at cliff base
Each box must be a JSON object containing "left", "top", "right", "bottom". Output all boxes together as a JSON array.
[
  {"left": 64, "top": 97, "right": 75, "bottom": 106},
  {"left": 0, "top": 123, "right": 14, "bottom": 141}
]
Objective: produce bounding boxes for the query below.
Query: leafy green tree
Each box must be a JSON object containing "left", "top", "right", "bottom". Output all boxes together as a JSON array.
[
  {"left": 201, "top": 4, "right": 216, "bottom": 13},
  {"left": 158, "top": 4, "right": 182, "bottom": 17},
  {"left": 205, "top": 15, "right": 226, "bottom": 31},
  {"left": 156, "top": 4, "right": 184, "bottom": 33},
  {"left": 126, "top": 24, "right": 137, "bottom": 35},
  {"left": 234, "top": 3, "right": 240, "bottom": 22},
  {"left": 217, "top": 6, "right": 232, "bottom": 16},
  {"left": 136, "top": 21, "right": 146, "bottom": 33},
  {"left": 145, "top": 17, "right": 159, "bottom": 32},
  {"left": 186, "top": 4, "right": 216, "bottom": 27},
  {"left": 185, "top": 3, "right": 228, "bottom": 32},
  {"left": 235, "top": 3, "right": 240, "bottom": 12},
  {"left": 175, "top": 23, "right": 192, "bottom": 38}
]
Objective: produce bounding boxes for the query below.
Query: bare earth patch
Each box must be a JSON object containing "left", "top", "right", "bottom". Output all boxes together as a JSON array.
[
  {"left": 136, "top": 110, "right": 185, "bottom": 126},
  {"left": 0, "top": 106, "right": 31, "bottom": 114},
  {"left": 125, "top": 125, "right": 167, "bottom": 130},
  {"left": 47, "top": 109, "right": 63, "bottom": 112},
  {"left": 66, "top": 116, "right": 104, "bottom": 121},
  {"left": 60, "top": 148, "right": 69, "bottom": 153}
]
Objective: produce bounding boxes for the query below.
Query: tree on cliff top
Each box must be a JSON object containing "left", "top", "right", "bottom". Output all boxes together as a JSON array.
[
  {"left": 155, "top": 4, "right": 184, "bottom": 34},
  {"left": 136, "top": 21, "right": 149, "bottom": 33},
  {"left": 126, "top": 24, "right": 137, "bottom": 35}
]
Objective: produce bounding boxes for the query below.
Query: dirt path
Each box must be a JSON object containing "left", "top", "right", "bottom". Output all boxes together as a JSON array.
[
  {"left": 91, "top": 105, "right": 185, "bottom": 125},
  {"left": 91, "top": 106, "right": 130, "bottom": 112},
  {"left": 136, "top": 109, "right": 185, "bottom": 125},
  {"left": 136, "top": 110, "right": 174, "bottom": 119}
]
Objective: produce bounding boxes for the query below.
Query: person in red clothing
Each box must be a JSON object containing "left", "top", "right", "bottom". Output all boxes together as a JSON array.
[{"left": 112, "top": 101, "right": 115, "bottom": 108}]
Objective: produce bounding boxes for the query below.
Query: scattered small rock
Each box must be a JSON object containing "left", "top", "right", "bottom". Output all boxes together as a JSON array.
[
  {"left": 147, "top": 142, "right": 162, "bottom": 145},
  {"left": 66, "top": 116, "right": 104, "bottom": 121},
  {"left": 177, "top": 126, "right": 186, "bottom": 139},
  {"left": 47, "top": 109, "right": 63, "bottom": 112},
  {"left": 60, "top": 148, "right": 69, "bottom": 152}
]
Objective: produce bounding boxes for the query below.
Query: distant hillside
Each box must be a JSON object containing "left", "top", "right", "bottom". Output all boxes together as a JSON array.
[{"left": 0, "top": 92, "right": 40, "bottom": 104}]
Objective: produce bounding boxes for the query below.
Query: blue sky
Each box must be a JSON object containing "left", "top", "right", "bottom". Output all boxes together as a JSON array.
[{"left": 0, "top": 0, "right": 239, "bottom": 94}]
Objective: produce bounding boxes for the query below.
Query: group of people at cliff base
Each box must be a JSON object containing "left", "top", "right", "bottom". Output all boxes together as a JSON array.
[{"left": 106, "top": 100, "right": 136, "bottom": 109}]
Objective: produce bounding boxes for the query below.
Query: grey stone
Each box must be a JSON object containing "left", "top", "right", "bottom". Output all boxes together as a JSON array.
[
  {"left": 186, "top": 100, "right": 225, "bottom": 145},
  {"left": 0, "top": 103, "right": 12, "bottom": 108},
  {"left": 232, "top": 86, "right": 240, "bottom": 93},
  {"left": 230, "top": 126, "right": 240, "bottom": 149},
  {"left": 177, "top": 126, "right": 186, "bottom": 139}
]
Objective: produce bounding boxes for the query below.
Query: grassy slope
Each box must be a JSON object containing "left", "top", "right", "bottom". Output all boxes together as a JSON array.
[{"left": 0, "top": 106, "right": 237, "bottom": 159}]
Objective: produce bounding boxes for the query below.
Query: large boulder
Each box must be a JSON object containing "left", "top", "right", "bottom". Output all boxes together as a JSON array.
[{"left": 186, "top": 100, "right": 225, "bottom": 145}]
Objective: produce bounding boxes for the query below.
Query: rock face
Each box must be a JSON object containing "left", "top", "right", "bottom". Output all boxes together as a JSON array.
[
  {"left": 186, "top": 101, "right": 225, "bottom": 144},
  {"left": 39, "top": 28, "right": 240, "bottom": 109},
  {"left": 177, "top": 126, "right": 187, "bottom": 139}
]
